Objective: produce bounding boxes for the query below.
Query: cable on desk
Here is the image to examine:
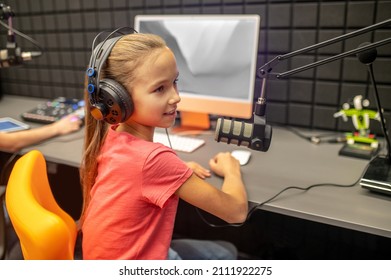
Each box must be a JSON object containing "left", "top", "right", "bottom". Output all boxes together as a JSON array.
[
  {"left": 284, "top": 125, "right": 346, "bottom": 144},
  {"left": 195, "top": 158, "right": 372, "bottom": 228}
]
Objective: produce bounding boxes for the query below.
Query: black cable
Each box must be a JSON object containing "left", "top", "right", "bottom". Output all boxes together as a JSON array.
[
  {"left": 368, "top": 64, "right": 391, "bottom": 162},
  {"left": 284, "top": 126, "right": 346, "bottom": 144},
  {"left": 195, "top": 157, "right": 371, "bottom": 228},
  {"left": 164, "top": 128, "right": 172, "bottom": 149}
]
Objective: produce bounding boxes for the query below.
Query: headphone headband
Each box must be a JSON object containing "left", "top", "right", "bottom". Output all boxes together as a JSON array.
[
  {"left": 87, "top": 37, "right": 123, "bottom": 104},
  {"left": 86, "top": 27, "right": 137, "bottom": 104}
]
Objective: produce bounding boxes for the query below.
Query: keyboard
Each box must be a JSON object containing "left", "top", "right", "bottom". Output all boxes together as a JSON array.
[{"left": 153, "top": 132, "right": 205, "bottom": 153}]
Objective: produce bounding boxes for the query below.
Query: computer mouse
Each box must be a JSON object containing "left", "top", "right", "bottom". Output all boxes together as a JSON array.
[{"left": 231, "top": 149, "right": 252, "bottom": 166}]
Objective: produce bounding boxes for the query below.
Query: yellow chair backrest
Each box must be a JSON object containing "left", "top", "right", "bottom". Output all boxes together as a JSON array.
[{"left": 5, "top": 150, "right": 77, "bottom": 260}]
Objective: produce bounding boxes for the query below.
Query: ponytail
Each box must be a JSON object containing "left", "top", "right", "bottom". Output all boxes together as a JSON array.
[{"left": 79, "top": 82, "right": 109, "bottom": 225}]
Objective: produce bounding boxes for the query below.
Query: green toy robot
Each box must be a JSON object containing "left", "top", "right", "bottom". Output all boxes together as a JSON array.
[{"left": 334, "top": 95, "right": 380, "bottom": 148}]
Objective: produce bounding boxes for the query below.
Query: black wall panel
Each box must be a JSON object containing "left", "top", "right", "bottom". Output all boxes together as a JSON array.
[{"left": 0, "top": 0, "right": 390, "bottom": 133}]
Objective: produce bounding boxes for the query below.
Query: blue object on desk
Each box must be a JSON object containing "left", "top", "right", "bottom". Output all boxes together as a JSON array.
[{"left": 0, "top": 117, "right": 30, "bottom": 132}]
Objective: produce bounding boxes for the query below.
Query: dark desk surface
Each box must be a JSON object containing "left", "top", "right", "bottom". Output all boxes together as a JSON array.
[{"left": 1, "top": 95, "right": 391, "bottom": 238}]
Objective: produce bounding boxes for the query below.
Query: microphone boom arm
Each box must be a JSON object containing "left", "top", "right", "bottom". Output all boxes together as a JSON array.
[
  {"left": 215, "top": 19, "right": 391, "bottom": 153},
  {"left": 277, "top": 37, "right": 391, "bottom": 79},
  {"left": 258, "top": 18, "right": 391, "bottom": 79}
]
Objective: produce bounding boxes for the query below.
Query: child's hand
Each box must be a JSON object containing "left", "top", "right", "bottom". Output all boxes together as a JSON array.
[
  {"left": 209, "top": 152, "right": 241, "bottom": 178},
  {"left": 53, "top": 114, "right": 82, "bottom": 135},
  {"left": 186, "top": 161, "right": 211, "bottom": 179}
]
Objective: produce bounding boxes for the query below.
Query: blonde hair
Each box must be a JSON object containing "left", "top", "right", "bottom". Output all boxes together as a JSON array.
[{"left": 80, "top": 33, "right": 167, "bottom": 224}]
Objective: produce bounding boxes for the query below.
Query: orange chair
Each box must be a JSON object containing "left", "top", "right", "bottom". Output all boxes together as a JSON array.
[{"left": 5, "top": 150, "right": 78, "bottom": 260}]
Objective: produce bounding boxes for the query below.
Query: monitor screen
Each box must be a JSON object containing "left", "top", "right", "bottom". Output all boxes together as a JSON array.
[{"left": 134, "top": 15, "right": 260, "bottom": 121}]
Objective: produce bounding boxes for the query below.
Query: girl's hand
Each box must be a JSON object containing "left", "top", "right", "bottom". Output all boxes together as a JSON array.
[
  {"left": 186, "top": 161, "right": 211, "bottom": 179},
  {"left": 209, "top": 152, "right": 241, "bottom": 178}
]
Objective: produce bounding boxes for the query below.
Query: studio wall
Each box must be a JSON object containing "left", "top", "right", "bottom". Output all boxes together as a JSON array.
[{"left": 0, "top": 0, "right": 390, "bottom": 133}]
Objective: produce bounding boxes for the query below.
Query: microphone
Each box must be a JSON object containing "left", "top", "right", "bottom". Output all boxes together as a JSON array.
[
  {"left": 215, "top": 78, "right": 272, "bottom": 152},
  {"left": 214, "top": 117, "right": 272, "bottom": 152},
  {"left": 0, "top": 3, "right": 42, "bottom": 68},
  {"left": 0, "top": 48, "right": 42, "bottom": 68}
]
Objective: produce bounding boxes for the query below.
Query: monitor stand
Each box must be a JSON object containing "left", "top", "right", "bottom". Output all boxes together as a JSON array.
[{"left": 171, "top": 111, "right": 210, "bottom": 135}]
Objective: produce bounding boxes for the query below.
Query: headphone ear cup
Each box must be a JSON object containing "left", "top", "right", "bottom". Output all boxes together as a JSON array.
[{"left": 96, "top": 79, "right": 134, "bottom": 124}]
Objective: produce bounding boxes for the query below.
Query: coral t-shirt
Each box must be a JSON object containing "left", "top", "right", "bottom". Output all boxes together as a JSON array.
[{"left": 82, "top": 126, "right": 192, "bottom": 259}]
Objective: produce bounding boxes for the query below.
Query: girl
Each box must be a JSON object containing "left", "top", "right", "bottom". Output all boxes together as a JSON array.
[{"left": 80, "top": 32, "right": 248, "bottom": 260}]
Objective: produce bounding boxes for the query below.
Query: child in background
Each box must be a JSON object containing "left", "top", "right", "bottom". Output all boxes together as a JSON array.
[
  {"left": 80, "top": 31, "right": 248, "bottom": 260},
  {"left": 0, "top": 114, "right": 82, "bottom": 153}
]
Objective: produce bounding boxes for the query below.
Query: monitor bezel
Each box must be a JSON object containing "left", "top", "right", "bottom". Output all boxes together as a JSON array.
[{"left": 134, "top": 14, "right": 260, "bottom": 119}]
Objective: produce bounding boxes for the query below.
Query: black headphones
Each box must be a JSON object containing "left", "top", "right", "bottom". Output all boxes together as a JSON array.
[{"left": 86, "top": 27, "right": 137, "bottom": 124}]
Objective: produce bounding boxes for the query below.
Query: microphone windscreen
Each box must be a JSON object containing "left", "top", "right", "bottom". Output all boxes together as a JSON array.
[
  {"left": 357, "top": 42, "right": 377, "bottom": 65},
  {"left": 215, "top": 118, "right": 253, "bottom": 147}
]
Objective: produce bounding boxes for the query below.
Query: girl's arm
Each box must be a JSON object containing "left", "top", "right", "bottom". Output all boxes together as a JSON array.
[{"left": 176, "top": 152, "right": 248, "bottom": 224}]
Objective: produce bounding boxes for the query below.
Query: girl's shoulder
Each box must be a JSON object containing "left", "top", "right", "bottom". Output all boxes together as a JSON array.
[{"left": 105, "top": 127, "right": 177, "bottom": 159}]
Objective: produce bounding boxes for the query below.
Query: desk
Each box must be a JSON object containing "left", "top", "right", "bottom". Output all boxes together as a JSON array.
[
  {"left": 1, "top": 95, "right": 390, "bottom": 258},
  {"left": 0, "top": 95, "right": 84, "bottom": 168},
  {"left": 0, "top": 95, "right": 84, "bottom": 219},
  {"left": 179, "top": 128, "right": 391, "bottom": 238}
]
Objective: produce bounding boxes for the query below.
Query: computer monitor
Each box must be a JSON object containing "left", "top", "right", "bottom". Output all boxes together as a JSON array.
[{"left": 134, "top": 14, "right": 260, "bottom": 131}]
